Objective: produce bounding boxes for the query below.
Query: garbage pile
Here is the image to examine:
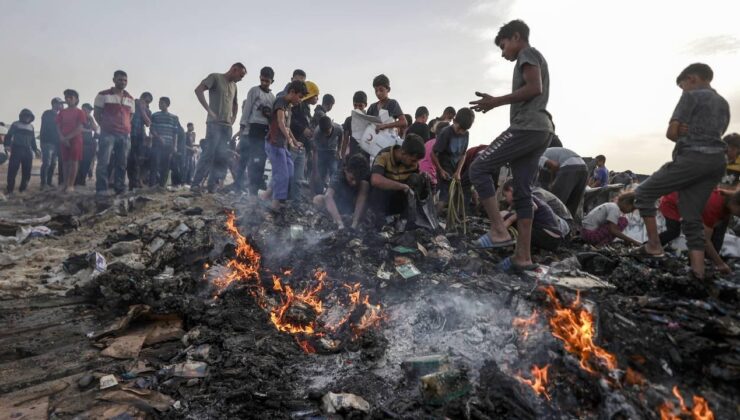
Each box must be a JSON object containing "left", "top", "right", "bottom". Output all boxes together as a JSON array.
[{"left": 0, "top": 189, "right": 738, "bottom": 419}]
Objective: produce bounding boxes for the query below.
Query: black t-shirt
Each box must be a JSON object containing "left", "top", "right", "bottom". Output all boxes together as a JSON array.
[
  {"left": 407, "top": 122, "right": 431, "bottom": 141},
  {"left": 367, "top": 99, "right": 403, "bottom": 119}
]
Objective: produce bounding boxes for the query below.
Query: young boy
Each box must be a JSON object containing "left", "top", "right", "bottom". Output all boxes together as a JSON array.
[
  {"left": 367, "top": 74, "right": 407, "bottom": 134},
  {"left": 581, "top": 192, "right": 641, "bottom": 246},
  {"left": 259, "top": 80, "right": 308, "bottom": 210},
  {"left": 75, "top": 103, "right": 99, "bottom": 186},
  {"left": 149, "top": 97, "right": 184, "bottom": 187},
  {"left": 56, "top": 89, "right": 87, "bottom": 193},
  {"left": 340, "top": 91, "right": 368, "bottom": 159},
  {"left": 721, "top": 133, "right": 740, "bottom": 187},
  {"left": 312, "top": 94, "right": 335, "bottom": 128},
  {"left": 312, "top": 116, "right": 343, "bottom": 190},
  {"left": 369, "top": 134, "right": 426, "bottom": 217},
  {"left": 432, "top": 107, "right": 475, "bottom": 203},
  {"left": 635, "top": 63, "right": 730, "bottom": 280},
  {"left": 428, "top": 106, "right": 456, "bottom": 137},
  {"left": 501, "top": 180, "right": 566, "bottom": 251},
  {"left": 468, "top": 20, "right": 554, "bottom": 272},
  {"left": 313, "top": 154, "right": 371, "bottom": 230},
  {"left": 588, "top": 155, "right": 608, "bottom": 188},
  {"left": 4, "top": 109, "right": 39, "bottom": 194},
  {"left": 407, "top": 106, "right": 431, "bottom": 141}
]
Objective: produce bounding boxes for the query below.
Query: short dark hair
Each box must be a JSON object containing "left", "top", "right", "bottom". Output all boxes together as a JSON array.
[
  {"left": 63, "top": 89, "right": 79, "bottom": 99},
  {"left": 113, "top": 70, "right": 127, "bottom": 78},
  {"left": 187, "top": 122, "right": 194, "bottom": 127},
  {"left": 346, "top": 153, "right": 370, "bottom": 181},
  {"left": 322, "top": 94, "right": 335, "bottom": 106},
  {"left": 494, "top": 19, "right": 530, "bottom": 46},
  {"left": 373, "top": 74, "right": 390, "bottom": 90},
  {"left": 443, "top": 106, "right": 456, "bottom": 117},
  {"left": 435, "top": 121, "right": 450, "bottom": 133},
  {"left": 724, "top": 133, "right": 740, "bottom": 148},
  {"left": 231, "top": 62, "right": 247, "bottom": 71},
  {"left": 260, "top": 66, "right": 275, "bottom": 80},
  {"left": 319, "top": 116, "right": 332, "bottom": 132},
  {"left": 404, "top": 114, "right": 412, "bottom": 127},
  {"left": 415, "top": 106, "right": 429, "bottom": 118},
  {"left": 286, "top": 80, "right": 308, "bottom": 95},
  {"left": 595, "top": 155, "right": 606, "bottom": 162},
  {"left": 141, "top": 92, "right": 153, "bottom": 101},
  {"left": 617, "top": 191, "right": 636, "bottom": 207},
  {"left": 293, "top": 69, "right": 306, "bottom": 78},
  {"left": 82, "top": 103, "right": 93, "bottom": 111},
  {"left": 401, "top": 134, "right": 426, "bottom": 159},
  {"left": 676, "top": 63, "right": 713, "bottom": 84},
  {"left": 454, "top": 107, "right": 475, "bottom": 130},
  {"left": 353, "top": 91, "right": 367, "bottom": 104},
  {"left": 160, "top": 96, "right": 171, "bottom": 106}
]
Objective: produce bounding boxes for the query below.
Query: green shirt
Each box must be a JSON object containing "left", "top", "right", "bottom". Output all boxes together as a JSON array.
[{"left": 202, "top": 73, "right": 237, "bottom": 125}]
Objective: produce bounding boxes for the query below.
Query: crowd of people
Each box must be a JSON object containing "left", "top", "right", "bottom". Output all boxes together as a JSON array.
[{"left": 1, "top": 19, "right": 737, "bottom": 280}]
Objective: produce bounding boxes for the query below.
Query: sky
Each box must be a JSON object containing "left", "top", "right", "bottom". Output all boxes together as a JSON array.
[{"left": 1, "top": 0, "right": 739, "bottom": 174}]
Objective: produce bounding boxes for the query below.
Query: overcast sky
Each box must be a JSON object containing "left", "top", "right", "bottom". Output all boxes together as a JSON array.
[{"left": 1, "top": 0, "right": 738, "bottom": 173}]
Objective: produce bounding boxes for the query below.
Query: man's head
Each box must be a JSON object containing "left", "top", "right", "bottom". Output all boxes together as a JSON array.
[
  {"left": 319, "top": 116, "right": 333, "bottom": 135},
  {"left": 373, "top": 74, "right": 391, "bottom": 101},
  {"left": 140, "top": 92, "right": 153, "bottom": 105},
  {"left": 19, "top": 108, "right": 34, "bottom": 124},
  {"left": 724, "top": 133, "right": 740, "bottom": 161},
  {"left": 285, "top": 80, "right": 308, "bottom": 105},
  {"left": 415, "top": 106, "right": 429, "bottom": 123},
  {"left": 51, "top": 97, "right": 65, "bottom": 111},
  {"left": 398, "top": 134, "right": 426, "bottom": 166},
  {"left": 63, "top": 89, "right": 79, "bottom": 107},
  {"left": 322, "top": 94, "right": 335, "bottom": 111},
  {"left": 453, "top": 107, "right": 475, "bottom": 133},
  {"left": 113, "top": 70, "right": 128, "bottom": 90},
  {"left": 227, "top": 63, "right": 247, "bottom": 82},
  {"left": 159, "top": 97, "right": 170, "bottom": 111},
  {"left": 442, "top": 106, "right": 456, "bottom": 120},
  {"left": 676, "top": 63, "right": 713, "bottom": 91},
  {"left": 352, "top": 91, "right": 367, "bottom": 110},
  {"left": 303, "top": 81, "right": 319, "bottom": 104},
  {"left": 291, "top": 69, "right": 306, "bottom": 82},
  {"left": 344, "top": 153, "right": 370, "bottom": 187},
  {"left": 260, "top": 66, "right": 275, "bottom": 89},
  {"left": 494, "top": 19, "right": 530, "bottom": 61},
  {"left": 82, "top": 103, "right": 93, "bottom": 114},
  {"left": 595, "top": 155, "right": 606, "bottom": 166},
  {"left": 187, "top": 122, "right": 194, "bottom": 132}
]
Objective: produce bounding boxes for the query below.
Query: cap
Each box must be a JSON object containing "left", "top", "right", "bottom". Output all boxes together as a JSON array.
[
  {"left": 303, "top": 81, "right": 319, "bottom": 102},
  {"left": 51, "top": 97, "right": 65, "bottom": 105}
]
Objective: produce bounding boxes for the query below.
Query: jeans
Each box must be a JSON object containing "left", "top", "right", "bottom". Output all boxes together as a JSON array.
[
  {"left": 191, "top": 123, "right": 232, "bottom": 191},
  {"left": 316, "top": 150, "right": 338, "bottom": 190},
  {"left": 266, "top": 142, "right": 293, "bottom": 201},
  {"left": 6, "top": 146, "right": 33, "bottom": 193},
  {"left": 289, "top": 146, "right": 306, "bottom": 200},
  {"left": 40, "top": 142, "right": 59, "bottom": 187},
  {"left": 234, "top": 135, "right": 250, "bottom": 192},
  {"left": 246, "top": 124, "right": 269, "bottom": 196},
  {"left": 96, "top": 132, "right": 130, "bottom": 194},
  {"left": 149, "top": 141, "right": 175, "bottom": 187}
]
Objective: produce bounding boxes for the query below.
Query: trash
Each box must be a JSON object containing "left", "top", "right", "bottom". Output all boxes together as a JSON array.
[
  {"left": 321, "top": 392, "right": 370, "bottom": 414},
  {"left": 183, "top": 207, "right": 203, "bottom": 216},
  {"left": 144, "top": 317, "right": 184, "bottom": 345},
  {"left": 98, "top": 388, "right": 175, "bottom": 412},
  {"left": 173, "top": 197, "right": 191, "bottom": 209},
  {"left": 417, "top": 242, "right": 428, "bottom": 256},
  {"left": 100, "top": 327, "right": 151, "bottom": 359},
  {"left": 187, "top": 344, "right": 211, "bottom": 361},
  {"left": 62, "top": 253, "right": 90, "bottom": 274},
  {"left": 106, "top": 240, "right": 142, "bottom": 257},
  {"left": 170, "top": 361, "right": 208, "bottom": 378},
  {"left": 173, "top": 400, "right": 182, "bottom": 410},
  {"left": 78, "top": 373, "right": 94, "bottom": 389},
  {"left": 148, "top": 237, "right": 166, "bottom": 254},
  {"left": 92, "top": 304, "right": 151, "bottom": 339},
  {"left": 376, "top": 263, "right": 393, "bottom": 280},
  {"left": 16, "top": 225, "right": 53, "bottom": 243},
  {"left": 92, "top": 252, "right": 107, "bottom": 275},
  {"left": 392, "top": 245, "right": 417, "bottom": 254},
  {"left": 170, "top": 223, "right": 191, "bottom": 239},
  {"left": 395, "top": 262, "right": 421, "bottom": 279},
  {"left": 290, "top": 225, "right": 304, "bottom": 240},
  {"left": 420, "top": 369, "right": 471, "bottom": 406},
  {"left": 401, "top": 354, "right": 450, "bottom": 380},
  {"left": 100, "top": 374, "right": 119, "bottom": 390}
]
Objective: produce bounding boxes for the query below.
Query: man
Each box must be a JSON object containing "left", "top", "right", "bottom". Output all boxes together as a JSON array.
[
  {"left": 94, "top": 70, "right": 136, "bottom": 196},
  {"left": 191, "top": 62, "right": 247, "bottom": 193},
  {"left": 40, "top": 97, "right": 64, "bottom": 189},
  {"left": 538, "top": 147, "right": 588, "bottom": 219},
  {"left": 428, "top": 106, "right": 456, "bottom": 138},
  {"left": 370, "top": 134, "right": 427, "bottom": 218},
  {"left": 149, "top": 97, "right": 184, "bottom": 187},
  {"left": 127, "top": 92, "right": 152, "bottom": 190}
]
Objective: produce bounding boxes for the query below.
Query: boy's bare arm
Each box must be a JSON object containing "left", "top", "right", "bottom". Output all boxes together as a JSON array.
[{"left": 471, "top": 64, "right": 543, "bottom": 112}]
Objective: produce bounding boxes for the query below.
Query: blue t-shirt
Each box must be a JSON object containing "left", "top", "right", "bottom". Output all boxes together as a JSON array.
[{"left": 593, "top": 166, "right": 608, "bottom": 186}]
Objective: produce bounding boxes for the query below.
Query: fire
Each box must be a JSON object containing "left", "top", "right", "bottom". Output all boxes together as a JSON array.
[
  {"left": 513, "top": 310, "right": 538, "bottom": 341},
  {"left": 659, "top": 386, "right": 715, "bottom": 420},
  {"left": 543, "top": 287, "right": 617, "bottom": 374},
  {"left": 516, "top": 364, "right": 551, "bottom": 401}
]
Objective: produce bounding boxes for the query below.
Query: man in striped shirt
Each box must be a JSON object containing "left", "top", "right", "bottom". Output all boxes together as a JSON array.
[{"left": 149, "top": 97, "right": 184, "bottom": 187}]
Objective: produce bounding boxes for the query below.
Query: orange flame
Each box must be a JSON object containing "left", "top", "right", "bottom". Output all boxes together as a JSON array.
[
  {"left": 513, "top": 310, "right": 538, "bottom": 341},
  {"left": 543, "top": 287, "right": 617, "bottom": 374},
  {"left": 659, "top": 386, "right": 715, "bottom": 420},
  {"left": 516, "top": 364, "right": 551, "bottom": 401}
]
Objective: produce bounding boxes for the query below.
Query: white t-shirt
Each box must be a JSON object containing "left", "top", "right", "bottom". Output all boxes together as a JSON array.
[{"left": 582, "top": 202, "right": 621, "bottom": 231}]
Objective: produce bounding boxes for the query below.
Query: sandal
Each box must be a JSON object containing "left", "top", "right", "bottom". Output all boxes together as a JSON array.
[
  {"left": 474, "top": 233, "right": 515, "bottom": 249},
  {"left": 631, "top": 245, "right": 665, "bottom": 258},
  {"left": 498, "top": 257, "right": 540, "bottom": 274}
]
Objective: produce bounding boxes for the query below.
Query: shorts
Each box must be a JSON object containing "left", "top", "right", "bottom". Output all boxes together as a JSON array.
[{"left": 61, "top": 137, "right": 83, "bottom": 162}]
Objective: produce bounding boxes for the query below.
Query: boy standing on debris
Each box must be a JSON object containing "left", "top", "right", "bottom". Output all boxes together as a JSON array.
[
  {"left": 4, "top": 109, "right": 39, "bottom": 194},
  {"left": 259, "top": 80, "right": 308, "bottom": 210},
  {"left": 150, "top": 97, "right": 184, "bottom": 187},
  {"left": 367, "top": 74, "right": 407, "bottom": 135},
  {"left": 340, "top": 91, "right": 368, "bottom": 159},
  {"left": 635, "top": 63, "right": 730, "bottom": 280},
  {"left": 56, "top": 89, "right": 87, "bottom": 193},
  {"left": 468, "top": 20, "right": 554, "bottom": 273},
  {"left": 432, "top": 108, "right": 475, "bottom": 203},
  {"left": 313, "top": 154, "right": 371, "bottom": 230},
  {"left": 369, "top": 134, "right": 426, "bottom": 217}
]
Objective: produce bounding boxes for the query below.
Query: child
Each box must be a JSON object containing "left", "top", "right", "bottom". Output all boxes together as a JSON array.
[
  {"left": 4, "top": 109, "right": 39, "bottom": 194},
  {"left": 659, "top": 189, "right": 740, "bottom": 274},
  {"left": 468, "top": 20, "right": 554, "bottom": 273},
  {"left": 312, "top": 94, "right": 335, "bottom": 128},
  {"left": 340, "top": 91, "right": 368, "bottom": 159},
  {"left": 581, "top": 192, "right": 641, "bottom": 246},
  {"left": 635, "top": 63, "right": 730, "bottom": 280},
  {"left": 407, "top": 106, "right": 431, "bottom": 141},
  {"left": 588, "top": 155, "right": 608, "bottom": 187},
  {"left": 313, "top": 154, "right": 371, "bottom": 230},
  {"left": 501, "top": 180, "right": 566, "bottom": 251},
  {"left": 311, "top": 116, "right": 343, "bottom": 190},
  {"left": 367, "top": 74, "right": 407, "bottom": 134},
  {"left": 259, "top": 80, "right": 308, "bottom": 210},
  {"left": 75, "top": 103, "right": 99, "bottom": 186},
  {"left": 432, "top": 108, "right": 475, "bottom": 203},
  {"left": 56, "top": 89, "right": 87, "bottom": 193},
  {"left": 149, "top": 97, "right": 184, "bottom": 187},
  {"left": 721, "top": 133, "right": 740, "bottom": 187}
]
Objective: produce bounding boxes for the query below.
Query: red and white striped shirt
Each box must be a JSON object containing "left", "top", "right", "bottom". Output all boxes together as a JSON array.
[{"left": 94, "top": 88, "right": 135, "bottom": 135}]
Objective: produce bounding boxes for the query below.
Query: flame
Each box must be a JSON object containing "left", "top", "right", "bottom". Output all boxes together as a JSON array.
[
  {"left": 543, "top": 287, "right": 617, "bottom": 374},
  {"left": 516, "top": 365, "right": 551, "bottom": 400},
  {"left": 296, "top": 338, "right": 316, "bottom": 354},
  {"left": 513, "top": 310, "right": 538, "bottom": 341},
  {"left": 659, "top": 386, "right": 715, "bottom": 420}
]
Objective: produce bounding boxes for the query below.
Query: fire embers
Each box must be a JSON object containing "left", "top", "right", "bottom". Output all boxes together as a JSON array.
[
  {"left": 515, "top": 364, "right": 551, "bottom": 401},
  {"left": 216, "top": 212, "right": 387, "bottom": 353},
  {"left": 659, "top": 386, "right": 715, "bottom": 420}
]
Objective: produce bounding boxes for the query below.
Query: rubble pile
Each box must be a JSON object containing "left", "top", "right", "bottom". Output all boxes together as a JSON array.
[{"left": 0, "top": 190, "right": 738, "bottom": 419}]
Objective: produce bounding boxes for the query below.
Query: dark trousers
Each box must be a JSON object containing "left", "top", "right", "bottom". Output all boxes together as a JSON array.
[
  {"left": 246, "top": 124, "right": 269, "bottom": 195},
  {"left": 75, "top": 139, "right": 96, "bottom": 186},
  {"left": 469, "top": 129, "right": 551, "bottom": 219},
  {"left": 149, "top": 142, "right": 175, "bottom": 187},
  {"left": 316, "top": 150, "right": 338, "bottom": 192},
  {"left": 234, "top": 135, "right": 250, "bottom": 192},
  {"left": 549, "top": 165, "right": 588, "bottom": 220},
  {"left": 531, "top": 227, "right": 562, "bottom": 251},
  {"left": 40, "top": 142, "right": 59, "bottom": 187},
  {"left": 191, "top": 123, "right": 232, "bottom": 191},
  {"left": 635, "top": 151, "right": 725, "bottom": 250},
  {"left": 127, "top": 135, "right": 146, "bottom": 189},
  {"left": 6, "top": 146, "right": 33, "bottom": 193}
]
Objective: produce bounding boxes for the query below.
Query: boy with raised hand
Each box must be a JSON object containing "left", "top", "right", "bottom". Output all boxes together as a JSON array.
[
  {"left": 367, "top": 74, "right": 407, "bottom": 134},
  {"left": 149, "top": 97, "right": 184, "bottom": 187},
  {"left": 635, "top": 63, "right": 730, "bottom": 280},
  {"left": 4, "top": 109, "right": 39, "bottom": 194},
  {"left": 341, "top": 91, "right": 368, "bottom": 159},
  {"left": 432, "top": 107, "right": 475, "bottom": 203},
  {"left": 313, "top": 154, "right": 371, "bottom": 230},
  {"left": 468, "top": 19, "right": 554, "bottom": 273}
]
